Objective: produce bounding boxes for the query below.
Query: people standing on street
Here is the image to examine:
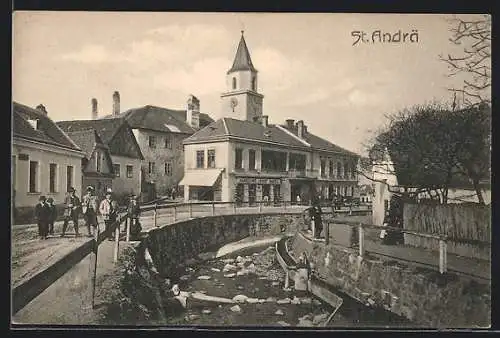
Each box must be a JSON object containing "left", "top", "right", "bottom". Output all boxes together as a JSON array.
[
  {"left": 100, "top": 188, "right": 118, "bottom": 241},
  {"left": 171, "top": 187, "right": 176, "bottom": 200},
  {"left": 34, "top": 196, "right": 49, "bottom": 240},
  {"left": 61, "top": 187, "right": 81, "bottom": 237},
  {"left": 82, "top": 186, "right": 99, "bottom": 237},
  {"left": 127, "top": 194, "right": 142, "bottom": 240},
  {"left": 296, "top": 194, "right": 301, "bottom": 206},
  {"left": 46, "top": 197, "right": 57, "bottom": 236}
]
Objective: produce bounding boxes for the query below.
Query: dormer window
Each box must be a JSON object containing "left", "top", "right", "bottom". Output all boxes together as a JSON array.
[
  {"left": 232, "top": 77, "right": 237, "bottom": 90},
  {"left": 27, "top": 119, "right": 39, "bottom": 130}
]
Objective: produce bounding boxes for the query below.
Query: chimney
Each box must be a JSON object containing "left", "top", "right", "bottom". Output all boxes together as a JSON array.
[
  {"left": 261, "top": 115, "right": 269, "bottom": 128},
  {"left": 112, "top": 91, "right": 120, "bottom": 116},
  {"left": 297, "top": 120, "right": 305, "bottom": 138},
  {"left": 186, "top": 94, "right": 200, "bottom": 129},
  {"left": 36, "top": 104, "right": 47, "bottom": 115},
  {"left": 285, "top": 119, "right": 295, "bottom": 129},
  {"left": 91, "top": 98, "right": 98, "bottom": 120},
  {"left": 303, "top": 125, "right": 308, "bottom": 134}
]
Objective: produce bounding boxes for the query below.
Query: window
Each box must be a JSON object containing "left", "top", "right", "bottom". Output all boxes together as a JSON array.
[
  {"left": 66, "top": 166, "right": 74, "bottom": 192},
  {"left": 196, "top": 150, "right": 205, "bottom": 168},
  {"left": 126, "top": 165, "right": 133, "bottom": 178},
  {"left": 148, "top": 162, "right": 156, "bottom": 174},
  {"left": 29, "top": 161, "right": 39, "bottom": 193},
  {"left": 235, "top": 148, "right": 243, "bottom": 169},
  {"left": 148, "top": 136, "right": 157, "bottom": 148},
  {"left": 337, "top": 162, "right": 341, "bottom": 178},
  {"left": 49, "top": 163, "right": 57, "bottom": 193},
  {"left": 329, "top": 160, "right": 334, "bottom": 177},
  {"left": 165, "top": 161, "right": 172, "bottom": 176},
  {"left": 207, "top": 149, "right": 216, "bottom": 168},
  {"left": 344, "top": 162, "right": 349, "bottom": 179},
  {"left": 289, "top": 153, "right": 306, "bottom": 171},
  {"left": 351, "top": 163, "right": 356, "bottom": 179},
  {"left": 232, "top": 77, "right": 237, "bottom": 90},
  {"left": 351, "top": 186, "right": 355, "bottom": 197},
  {"left": 165, "top": 135, "right": 172, "bottom": 149},
  {"left": 251, "top": 76, "right": 256, "bottom": 91},
  {"left": 261, "top": 150, "right": 287, "bottom": 172},
  {"left": 95, "top": 151, "right": 101, "bottom": 172},
  {"left": 248, "top": 149, "right": 256, "bottom": 170},
  {"left": 113, "top": 164, "right": 121, "bottom": 177},
  {"left": 320, "top": 158, "right": 326, "bottom": 178}
]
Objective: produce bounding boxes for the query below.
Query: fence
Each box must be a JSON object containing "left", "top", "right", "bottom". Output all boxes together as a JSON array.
[{"left": 403, "top": 203, "right": 491, "bottom": 260}]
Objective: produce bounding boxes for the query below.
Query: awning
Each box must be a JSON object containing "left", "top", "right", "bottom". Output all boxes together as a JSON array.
[{"left": 178, "top": 169, "right": 223, "bottom": 187}]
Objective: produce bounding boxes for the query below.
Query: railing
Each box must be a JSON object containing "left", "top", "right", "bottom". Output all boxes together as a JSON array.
[
  {"left": 308, "top": 220, "right": 449, "bottom": 275},
  {"left": 137, "top": 200, "right": 372, "bottom": 228}
]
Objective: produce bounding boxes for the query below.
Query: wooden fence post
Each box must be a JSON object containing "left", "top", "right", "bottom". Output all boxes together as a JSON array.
[
  {"left": 154, "top": 203, "right": 158, "bottom": 228},
  {"left": 113, "top": 222, "right": 120, "bottom": 263},
  {"left": 325, "top": 222, "right": 330, "bottom": 245},
  {"left": 189, "top": 203, "right": 193, "bottom": 218},
  {"left": 358, "top": 224, "right": 365, "bottom": 257},
  {"left": 439, "top": 238, "right": 447, "bottom": 274},
  {"left": 125, "top": 217, "right": 130, "bottom": 242},
  {"left": 211, "top": 202, "right": 215, "bottom": 216},
  {"left": 88, "top": 227, "right": 99, "bottom": 309},
  {"left": 258, "top": 201, "right": 262, "bottom": 213}
]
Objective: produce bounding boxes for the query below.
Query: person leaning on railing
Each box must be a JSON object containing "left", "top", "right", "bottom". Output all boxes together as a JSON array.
[{"left": 127, "top": 194, "right": 142, "bottom": 240}]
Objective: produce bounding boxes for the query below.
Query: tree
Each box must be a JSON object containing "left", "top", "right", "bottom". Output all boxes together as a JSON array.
[
  {"left": 362, "top": 102, "right": 490, "bottom": 204},
  {"left": 440, "top": 15, "right": 491, "bottom": 107}
]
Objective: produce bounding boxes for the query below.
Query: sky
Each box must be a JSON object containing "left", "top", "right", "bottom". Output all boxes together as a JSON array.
[{"left": 12, "top": 12, "right": 488, "bottom": 155}]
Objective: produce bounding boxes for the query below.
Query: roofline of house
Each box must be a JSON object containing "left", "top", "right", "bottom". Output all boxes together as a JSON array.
[
  {"left": 131, "top": 126, "right": 194, "bottom": 135},
  {"left": 13, "top": 135, "right": 86, "bottom": 157}
]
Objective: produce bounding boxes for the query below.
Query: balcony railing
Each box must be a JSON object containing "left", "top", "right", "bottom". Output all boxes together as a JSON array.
[{"left": 288, "top": 169, "right": 318, "bottom": 178}]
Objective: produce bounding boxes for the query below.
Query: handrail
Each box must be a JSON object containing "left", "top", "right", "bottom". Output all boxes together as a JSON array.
[{"left": 12, "top": 212, "right": 128, "bottom": 315}]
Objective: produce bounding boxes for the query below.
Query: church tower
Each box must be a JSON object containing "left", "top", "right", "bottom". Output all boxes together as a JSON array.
[{"left": 221, "top": 31, "right": 264, "bottom": 122}]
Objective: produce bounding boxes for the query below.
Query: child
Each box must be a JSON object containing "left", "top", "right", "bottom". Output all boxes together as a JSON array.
[{"left": 46, "top": 197, "right": 57, "bottom": 236}]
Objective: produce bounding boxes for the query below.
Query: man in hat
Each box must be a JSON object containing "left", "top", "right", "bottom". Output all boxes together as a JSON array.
[
  {"left": 61, "top": 187, "right": 81, "bottom": 237},
  {"left": 82, "top": 186, "right": 99, "bottom": 237},
  {"left": 34, "top": 196, "right": 49, "bottom": 240},
  {"left": 100, "top": 188, "right": 118, "bottom": 240},
  {"left": 46, "top": 197, "right": 57, "bottom": 236}
]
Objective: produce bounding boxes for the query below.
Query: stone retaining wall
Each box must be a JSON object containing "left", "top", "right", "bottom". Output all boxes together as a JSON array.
[
  {"left": 145, "top": 213, "right": 302, "bottom": 278},
  {"left": 291, "top": 232, "right": 490, "bottom": 328}
]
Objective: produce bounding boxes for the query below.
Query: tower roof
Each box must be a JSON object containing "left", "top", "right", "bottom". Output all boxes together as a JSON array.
[{"left": 227, "top": 31, "right": 257, "bottom": 74}]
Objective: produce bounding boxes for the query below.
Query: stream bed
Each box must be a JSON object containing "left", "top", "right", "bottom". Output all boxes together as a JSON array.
[{"left": 159, "top": 244, "right": 412, "bottom": 327}]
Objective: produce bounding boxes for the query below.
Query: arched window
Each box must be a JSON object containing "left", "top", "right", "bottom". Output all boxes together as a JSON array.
[{"left": 232, "top": 77, "right": 237, "bottom": 90}]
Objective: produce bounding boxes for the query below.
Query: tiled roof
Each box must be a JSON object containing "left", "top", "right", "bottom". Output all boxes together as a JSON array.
[
  {"left": 12, "top": 101, "right": 81, "bottom": 152},
  {"left": 227, "top": 33, "right": 257, "bottom": 74},
  {"left": 184, "top": 118, "right": 309, "bottom": 149},
  {"left": 65, "top": 129, "right": 107, "bottom": 159},
  {"left": 56, "top": 118, "right": 125, "bottom": 145},
  {"left": 280, "top": 124, "right": 358, "bottom": 156},
  {"left": 100, "top": 105, "right": 214, "bottom": 133}
]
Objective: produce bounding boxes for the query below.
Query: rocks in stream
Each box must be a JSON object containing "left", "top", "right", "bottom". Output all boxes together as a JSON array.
[
  {"left": 223, "top": 264, "right": 238, "bottom": 272},
  {"left": 230, "top": 305, "right": 242, "bottom": 312},
  {"left": 291, "top": 296, "right": 301, "bottom": 305},
  {"left": 276, "top": 321, "right": 290, "bottom": 326},
  {"left": 276, "top": 298, "right": 291, "bottom": 304},
  {"left": 232, "top": 295, "right": 248, "bottom": 303},
  {"left": 312, "top": 313, "right": 329, "bottom": 325},
  {"left": 211, "top": 268, "right": 221, "bottom": 272},
  {"left": 224, "top": 273, "right": 236, "bottom": 278},
  {"left": 202, "top": 309, "right": 212, "bottom": 314},
  {"left": 275, "top": 309, "right": 284, "bottom": 315},
  {"left": 197, "top": 275, "right": 211, "bottom": 280}
]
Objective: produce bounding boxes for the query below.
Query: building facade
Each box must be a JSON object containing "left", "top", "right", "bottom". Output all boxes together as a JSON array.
[
  {"left": 99, "top": 94, "right": 214, "bottom": 196},
  {"left": 180, "top": 32, "right": 359, "bottom": 203},
  {"left": 12, "top": 102, "right": 85, "bottom": 215},
  {"left": 65, "top": 129, "right": 115, "bottom": 199},
  {"left": 57, "top": 115, "right": 144, "bottom": 201}
]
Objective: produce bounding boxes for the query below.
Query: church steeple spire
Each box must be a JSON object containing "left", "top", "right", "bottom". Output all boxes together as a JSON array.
[{"left": 227, "top": 30, "right": 257, "bottom": 74}]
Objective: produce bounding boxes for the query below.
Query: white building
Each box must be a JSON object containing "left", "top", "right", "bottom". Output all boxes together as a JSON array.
[
  {"left": 12, "top": 102, "right": 85, "bottom": 216},
  {"left": 180, "top": 32, "right": 359, "bottom": 203}
]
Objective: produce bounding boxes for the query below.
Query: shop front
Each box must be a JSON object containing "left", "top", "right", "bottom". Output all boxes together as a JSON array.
[{"left": 232, "top": 176, "right": 283, "bottom": 206}]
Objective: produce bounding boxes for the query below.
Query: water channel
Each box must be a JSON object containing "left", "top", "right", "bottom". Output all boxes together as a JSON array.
[{"left": 158, "top": 244, "right": 412, "bottom": 328}]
